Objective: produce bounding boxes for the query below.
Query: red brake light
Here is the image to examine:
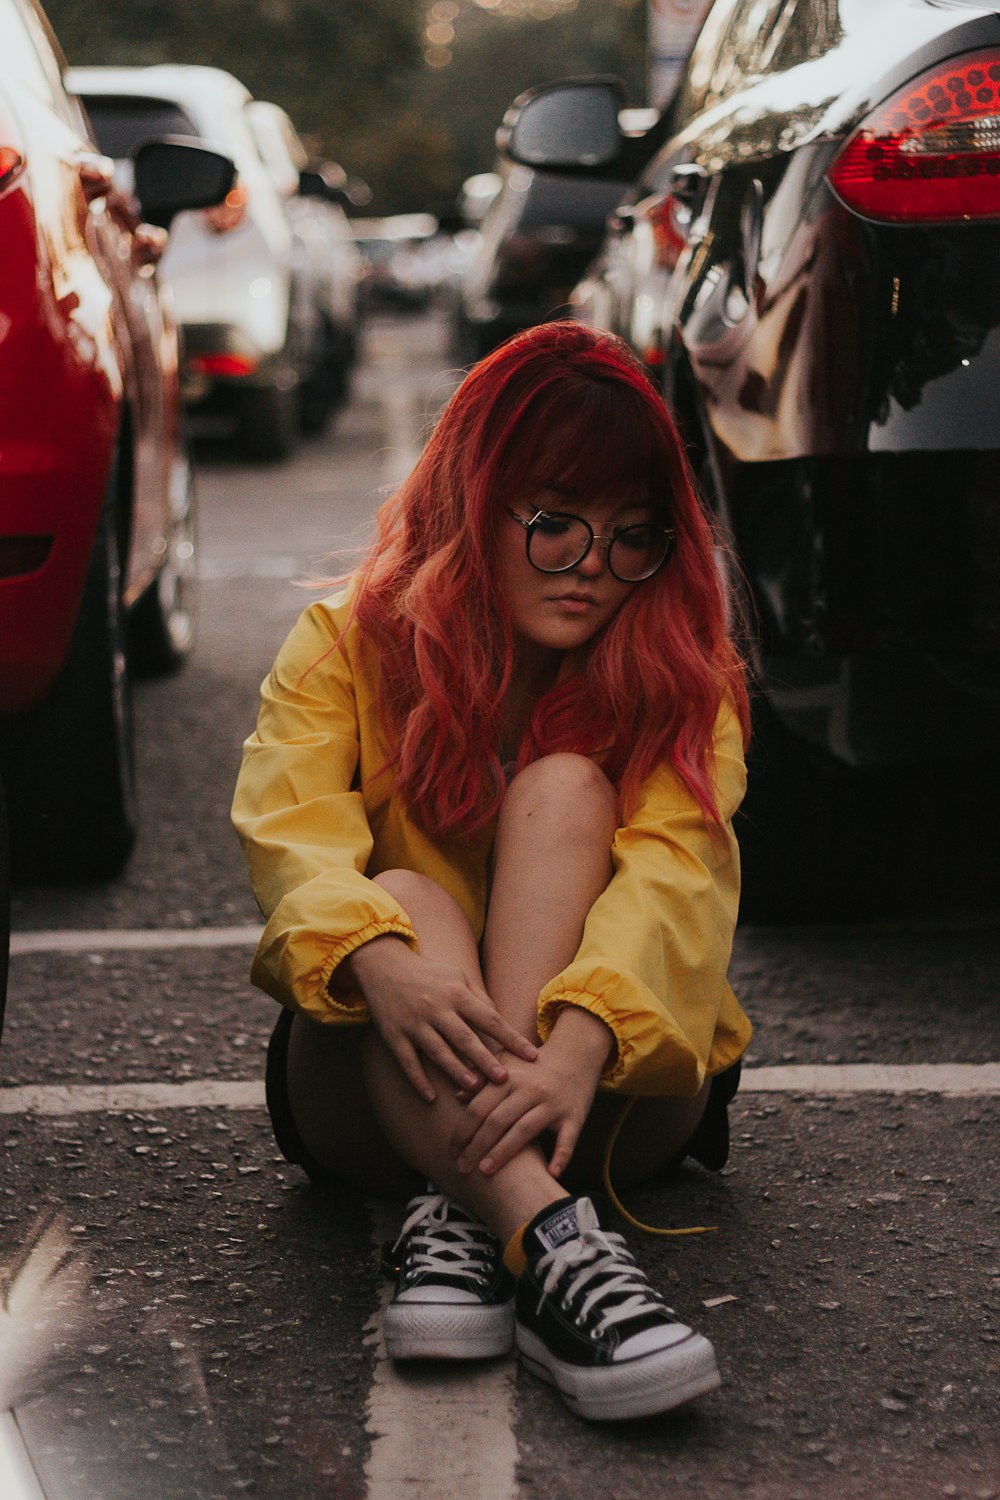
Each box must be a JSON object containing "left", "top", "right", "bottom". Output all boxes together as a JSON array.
[
  {"left": 828, "top": 50, "right": 1000, "bottom": 222},
  {"left": 0, "top": 145, "right": 24, "bottom": 190},
  {"left": 188, "top": 353, "right": 259, "bottom": 378}
]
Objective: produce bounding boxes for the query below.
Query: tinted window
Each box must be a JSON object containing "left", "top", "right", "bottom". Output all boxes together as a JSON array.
[{"left": 81, "top": 96, "right": 199, "bottom": 159}]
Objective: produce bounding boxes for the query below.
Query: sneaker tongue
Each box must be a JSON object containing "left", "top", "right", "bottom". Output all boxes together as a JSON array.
[{"left": 524, "top": 1195, "right": 602, "bottom": 1257}]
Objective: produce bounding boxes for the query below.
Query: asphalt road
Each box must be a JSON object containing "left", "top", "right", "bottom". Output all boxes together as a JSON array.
[{"left": 2, "top": 311, "right": 999, "bottom": 1500}]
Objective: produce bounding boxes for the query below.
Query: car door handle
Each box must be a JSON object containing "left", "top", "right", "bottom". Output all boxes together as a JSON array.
[{"left": 75, "top": 150, "right": 115, "bottom": 202}]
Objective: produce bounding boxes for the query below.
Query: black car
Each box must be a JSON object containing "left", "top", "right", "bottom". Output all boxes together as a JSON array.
[
  {"left": 498, "top": 4, "right": 1000, "bottom": 916},
  {"left": 456, "top": 162, "right": 630, "bottom": 359}
]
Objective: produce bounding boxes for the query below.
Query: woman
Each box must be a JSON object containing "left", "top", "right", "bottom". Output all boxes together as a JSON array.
[{"left": 231, "top": 321, "right": 751, "bottom": 1423}]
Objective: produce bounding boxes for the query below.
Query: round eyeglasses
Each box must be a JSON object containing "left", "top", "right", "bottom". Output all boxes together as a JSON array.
[{"left": 507, "top": 508, "right": 675, "bottom": 583}]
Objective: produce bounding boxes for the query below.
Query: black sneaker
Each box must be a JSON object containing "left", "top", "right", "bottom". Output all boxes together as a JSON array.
[
  {"left": 515, "top": 1195, "right": 720, "bottom": 1420},
  {"left": 383, "top": 1188, "right": 515, "bottom": 1360}
]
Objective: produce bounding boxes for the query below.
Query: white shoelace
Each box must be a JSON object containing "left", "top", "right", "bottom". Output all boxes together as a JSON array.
[
  {"left": 394, "top": 1191, "right": 496, "bottom": 1284},
  {"left": 536, "top": 1208, "right": 669, "bottom": 1337}
]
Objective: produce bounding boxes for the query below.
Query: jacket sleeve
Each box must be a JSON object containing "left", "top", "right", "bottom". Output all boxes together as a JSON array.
[
  {"left": 231, "top": 600, "right": 416, "bottom": 1023},
  {"left": 535, "top": 699, "right": 750, "bottom": 1096}
]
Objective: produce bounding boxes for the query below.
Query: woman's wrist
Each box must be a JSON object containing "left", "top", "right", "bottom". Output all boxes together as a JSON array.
[
  {"left": 338, "top": 933, "right": 411, "bottom": 995},
  {"left": 545, "top": 1004, "right": 617, "bottom": 1075}
]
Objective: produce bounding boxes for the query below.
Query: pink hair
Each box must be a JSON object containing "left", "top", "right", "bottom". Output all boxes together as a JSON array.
[{"left": 348, "top": 321, "right": 749, "bottom": 835}]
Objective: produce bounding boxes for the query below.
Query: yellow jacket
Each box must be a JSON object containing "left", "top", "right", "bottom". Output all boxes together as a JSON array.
[{"left": 231, "top": 589, "right": 752, "bottom": 1098}]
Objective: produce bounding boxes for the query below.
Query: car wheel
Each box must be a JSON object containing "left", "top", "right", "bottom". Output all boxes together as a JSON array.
[
  {"left": 129, "top": 446, "right": 198, "bottom": 675},
  {"left": 300, "top": 319, "right": 351, "bottom": 436},
  {"left": 0, "top": 461, "right": 137, "bottom": 880},
  {"left": 236, "top": 381, "right": 300, "bottom": 461}
]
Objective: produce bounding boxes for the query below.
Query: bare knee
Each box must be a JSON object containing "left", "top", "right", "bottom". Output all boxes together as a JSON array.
[{"left": 501, "top": 753, "right": 618, "bottom": 831}]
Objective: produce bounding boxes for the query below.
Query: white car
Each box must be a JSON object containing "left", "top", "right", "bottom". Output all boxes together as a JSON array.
[
  {"left": 68, "top": 64, "right": 354, "bottom": 459},
  {"left": 245, "top": 100, "right": 361, "bottom": 430}
]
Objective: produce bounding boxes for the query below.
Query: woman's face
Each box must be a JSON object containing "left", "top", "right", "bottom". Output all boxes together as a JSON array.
[{"left": 498, "top": 487, "right": 656, "bottom": 660}]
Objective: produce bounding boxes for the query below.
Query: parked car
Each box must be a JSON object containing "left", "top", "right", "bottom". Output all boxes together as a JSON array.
[
  {"left": 0, "top": 0, "right": 233, "bottom": 879},
  {"left": 244, "top": 100, "right": 361, "bottom": 431},
  {"left": 499, "top": 1, "right": 1000, "bottom": 916},
  {"left": 69, "top": 64, "right": 340, "bottom": 459},
  {"left": 456, "top": 162, "right": 630, "bottom": 359},
  {"left": 353, "top": 214, "right": 444, "bottom": 309}
]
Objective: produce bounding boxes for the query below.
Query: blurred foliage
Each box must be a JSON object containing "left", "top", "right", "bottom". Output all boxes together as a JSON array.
[{"left": 45, "top": 0, "right": 645, "bottom": 215}]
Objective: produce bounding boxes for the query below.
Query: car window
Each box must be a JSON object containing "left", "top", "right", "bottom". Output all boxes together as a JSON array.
[
  {"left": 1, "top": 0, "right": 63, "bottom": 109},
  {"left": 80, "top": 96, "right": 200, "bottom": 160}
]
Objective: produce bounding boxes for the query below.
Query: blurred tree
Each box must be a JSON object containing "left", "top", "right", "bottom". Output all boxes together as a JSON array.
[
  {"left": 411, "top": 0, "right": 647, "bottom": 209},
  {"left": 44, "top": 0, "right": 645, "bottom": 214},
  {"left": 45, "top": 0, "right": 425, "bottom": 209}
]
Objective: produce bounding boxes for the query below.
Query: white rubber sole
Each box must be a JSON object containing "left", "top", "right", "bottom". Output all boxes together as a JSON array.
[
  {"left": 515, "top": 1324, "right": 721, "bottom": 1421},
  {"left": 384, "top": 1298, "right": 515, "bottom": 1361}
]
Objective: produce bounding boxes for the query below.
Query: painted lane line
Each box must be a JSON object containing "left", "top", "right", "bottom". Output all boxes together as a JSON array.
[
  {"left": 2, "top": 1064, "right": 999, "bottom": 1120},
  {"left": 740, "top": 1063, "right": 1000, "bottom": 1095},
  {"left": 363, "top": 1202, "right": 519, "bottom": 1500},
  {"left": 10, "top": 926, "right": 263, "bottom": 956},
  {"left": 0, "top": 1081, "right": 265, "bottom": 1116}
]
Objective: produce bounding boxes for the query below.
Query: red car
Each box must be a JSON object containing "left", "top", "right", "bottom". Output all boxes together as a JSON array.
[{"left": 0, "top": 0, "right": 233, "bottom": 879}]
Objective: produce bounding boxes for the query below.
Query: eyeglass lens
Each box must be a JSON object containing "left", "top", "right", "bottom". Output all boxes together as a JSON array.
[{"left": 528, "top": 513, "right": 670, "bottom": 582}]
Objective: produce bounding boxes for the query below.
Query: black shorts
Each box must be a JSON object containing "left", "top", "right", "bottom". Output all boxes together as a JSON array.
[{"left": 264, "top": 1005, "right": 742, "bottom": 1189}]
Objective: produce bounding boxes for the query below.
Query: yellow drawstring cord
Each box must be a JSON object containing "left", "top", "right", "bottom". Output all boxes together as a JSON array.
[{"left": 601, "top": 1096, "right": 717, "bottom": 1238}]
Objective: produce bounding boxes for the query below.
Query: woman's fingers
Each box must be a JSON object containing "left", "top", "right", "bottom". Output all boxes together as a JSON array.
[
  {"left": 547, "top": 1117, "right": 581, "bottom": 1179},
  {"left": 417, "top": 1027, "right": 482, "bottom": 1092},
  {"left": 472, "top": 1004, "right": 538, "bottom": 1062},
  {"left": 455, "top": 1091, "right": 539, "bottom": 1173},
  {"left": 391, "top": 1035, "right": 437, "bottom": 1104},
  {"left": 476, "top": 1106, "right": 552, "bottom": 1176},
  {"left": 439, "top": 1014, "right": 510, "bottom": 1084}
]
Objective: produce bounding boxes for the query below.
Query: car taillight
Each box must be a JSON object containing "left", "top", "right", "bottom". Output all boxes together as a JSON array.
[
  {"left": 203, "top": 180, "right": 248, "bottom": 234},
  {"left": 828, "top": 49, "right": 1000, "bottom": 222},
  {"left": 188, "top": 353, "right": 258, "bottom": 377},
  {"left": 0, "top": 145, "right": 24, "bottom": 191}
]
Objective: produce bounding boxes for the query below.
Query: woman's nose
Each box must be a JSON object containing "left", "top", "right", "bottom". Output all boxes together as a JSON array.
[{"left": 576, "top": 536, "right": 610, "bottom": 577}]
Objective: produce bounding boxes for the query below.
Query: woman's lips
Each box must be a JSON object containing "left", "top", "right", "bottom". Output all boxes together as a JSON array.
[{"left": 550, "top": 593, "right": 600, "bottom": 615}]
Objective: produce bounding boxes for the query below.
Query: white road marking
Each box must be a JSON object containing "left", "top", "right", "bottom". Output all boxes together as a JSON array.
[
  {"left": 0, "top": 1412, "right": 47, "bottom": 1500},
  {"left": 740, "top": 1063, "right": 1000, "bottom": 1094},
  {"left": 2, "top": 1064, "right": 998, "bottom": 1119},
  {"left": 9, "top": 925, "right": 263, "bottom": 956},
  {"left": 363, "top": 1203, "right": 519, "bottom": 1500},
  {"left": 0, "top": 1081, "right": 265, "bottom": 1115}
]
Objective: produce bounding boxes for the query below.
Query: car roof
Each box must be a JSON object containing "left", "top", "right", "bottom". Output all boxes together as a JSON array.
[{"left": 66, "top": 64, "right": 252, "bottom": 111}]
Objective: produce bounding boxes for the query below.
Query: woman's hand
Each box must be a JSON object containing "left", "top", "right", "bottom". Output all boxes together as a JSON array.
[
  {"left": 343, "top": 936, "right": 538, "bottom": 1103},
  {"left": 450, "top": 1007, "right": 616, "bottom": 1179}
]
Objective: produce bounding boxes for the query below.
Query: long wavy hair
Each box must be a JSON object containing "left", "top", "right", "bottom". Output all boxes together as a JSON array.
[{"left": 348, "top": 320, "right": 748, "bottom": 836}]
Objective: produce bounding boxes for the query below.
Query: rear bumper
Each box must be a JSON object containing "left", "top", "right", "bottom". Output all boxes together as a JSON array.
[
  {"left": 179, "top": 322, "right": 295, "bottom": 402},
  {"left": 729, "top": 451, "right": 1000, "bottom": 766}
]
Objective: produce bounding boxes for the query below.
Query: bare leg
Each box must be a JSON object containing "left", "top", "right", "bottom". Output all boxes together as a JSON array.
[{"left": 484, "top": 753, "right": 711, "bottom": 1189}]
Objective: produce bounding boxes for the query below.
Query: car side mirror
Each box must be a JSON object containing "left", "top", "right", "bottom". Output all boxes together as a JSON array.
[
  {"left": 498, "top": 78, "right": 626, "bottom": 174},
  {"left": 132, "top": 138, "right": 236, "bottom": 229}
]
